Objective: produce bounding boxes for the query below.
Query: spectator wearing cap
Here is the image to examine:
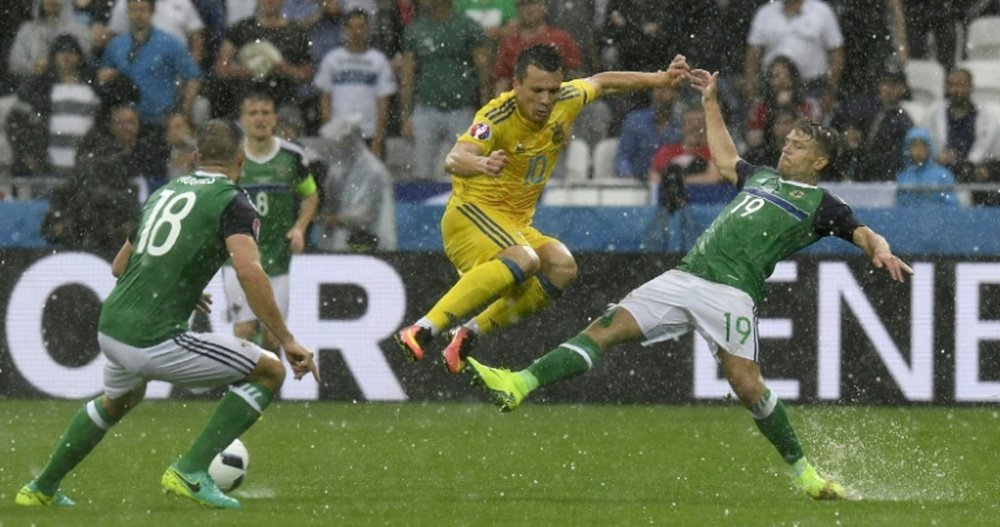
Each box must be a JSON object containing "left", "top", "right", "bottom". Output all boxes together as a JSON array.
[{"left": 5, "top": 34, "right": 100, "bottom": 179}]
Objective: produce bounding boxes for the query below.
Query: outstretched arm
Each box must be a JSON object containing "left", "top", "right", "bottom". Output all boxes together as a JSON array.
[
  {"left": 852, "top": 226, "right": 913, "bottom": 283},
  {"left": 689, "top": 69, "right": 740, "bottom": 185},
  {"left": 585, "top": 54, "right": 689, "bottom": 97}
]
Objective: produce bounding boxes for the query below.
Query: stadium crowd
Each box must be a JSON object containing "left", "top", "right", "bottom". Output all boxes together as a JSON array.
[{"left": 2, "top": 0, "right": 1000, "bottom": 245}]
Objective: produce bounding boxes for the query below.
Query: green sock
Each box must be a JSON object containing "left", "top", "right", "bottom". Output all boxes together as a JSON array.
[
  {"left": 176, "top": 381, "right": 274, "bottom": 473},
  {"left": 749, "top": 389, "right": 805, "bottom": 465},
  {"left": 35, "top": 399, "right": 119, "bottom": 495},
  {"left": 525, "top": 334, "right": 603, "bottom": 389}
]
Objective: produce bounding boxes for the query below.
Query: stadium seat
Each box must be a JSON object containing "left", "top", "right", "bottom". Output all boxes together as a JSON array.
[
  {"left": 563, "top": 137, "right": 591, "bottom": 182},
  {"left": 966, "top": 16, "right": 1000, "bottom": 60},
  {"left": 960, "top": 60, "right": 1000, "bottom": 106},
  {"left": 901, "top": 100, "right": 929, "bottom": 124},
  {"left": 905, "top": 59, "right": 946, "bottom": 105},
  {"left": 591, "top": 137, "right": 619, "bottom": 180}
]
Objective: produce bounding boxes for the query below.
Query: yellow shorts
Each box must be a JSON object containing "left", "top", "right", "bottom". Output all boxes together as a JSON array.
[{"left": 441, "top": 199, "right": 558, "bottom": 274}]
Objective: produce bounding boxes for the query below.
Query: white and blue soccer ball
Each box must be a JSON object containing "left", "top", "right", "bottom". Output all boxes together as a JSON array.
[{"left": 209, "top": 438, "right": 249, "bottom": 492}]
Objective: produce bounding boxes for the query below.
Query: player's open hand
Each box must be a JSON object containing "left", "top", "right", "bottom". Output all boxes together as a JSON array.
[
  {"left": 871, "top": 251, "right": 913, "bottom": 283},
  {"left": 479, "top": 150, "right": 508, "bottom": 177},
  {"left": 688, "top": 69, "right": 719, "bottom": 101},
  {"left": 283, "top": 340, "right": 320, "bottom": 381},
  {"left": 663, "top": 54, "right": 690, "bottom": 88}
]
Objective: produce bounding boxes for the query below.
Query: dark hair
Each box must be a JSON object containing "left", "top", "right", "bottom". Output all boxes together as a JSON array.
[
  {"left": 514, "top": 44, "right": 563, "bottom": 81},
  {"left": 345, "top": 7, "right": 369, "bottom": 23},
  {"left": 792, "top": 119, "right": 841, "bottom": 179},
  {"left": 197, "top": 119, "right": 244, "bottom": 165},
  {"left": 763, "top": 56, "right": 805, "bottom": 106},
  {"left": 126, "top": 0, "right": 157, "bottom": 7},
  {"left": 240, "top": 89, "right": 275, "bottom": 108}
]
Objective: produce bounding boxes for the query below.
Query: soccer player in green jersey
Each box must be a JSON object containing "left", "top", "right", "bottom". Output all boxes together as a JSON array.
[
  {"left": 222, "top": 91, "right": 319, "bottom": 353},
  {"left": 466, "top": 69, "right": 913, "bottom": 500},
  {"left": 15, "top": 120, "right": 319, "bottom": 510}
]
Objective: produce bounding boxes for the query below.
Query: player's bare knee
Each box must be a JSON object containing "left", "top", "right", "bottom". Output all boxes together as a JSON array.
[
  {"left": 252, "top": 350, "right": 286, "bottom": 390},
  {"left": 234, "top": 321, "right": 257, "bottom": 341},
  {"left": 548, "top": 258, "right": 578, "bottom": 288},
  {"left": 501, "top": 245, "right": 541, "bottom": 276}
]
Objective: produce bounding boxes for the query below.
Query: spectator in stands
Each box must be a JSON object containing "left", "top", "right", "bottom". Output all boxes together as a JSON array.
[
  {"left": 0, "top": 1, "right": 34, "bottom": 94},
  {"left": 896, "top": 127, "right": 958, "bottom": 206},
  {"left": 97, "top": 0, "right": 202, "bottom": 127},
  {"left": 833, "top": 70, "right": 913, "bottom": 181},
  {"left": 600, "top": 0, "right": 675, "bottom": 124},
  {"left": 8, "top": 0, "right": 93, "bottom": 81},
  {"left": 745, "top": 56, "right": 821, "bottom": 148},
  {"left": 314, "top": 8, "right": 396, "bottom": 159},
  {"left": 399, "top": 0, "right": 489, "bottom": 180},
  {"left": 544, "top": 0, "right": 599, "bottom": 73},
  {"left": 830, "top": 0, "right": 907, "bottom": 101},
  {"left": 6, "top": 34, "right": 100, "bottom": 179},
  {"left": 615, "top": 86, "right": 682, "bottom": 180},
  {"left": 295, "top": 0, "right": 345, "bottom": 69},
  {"left": 75, "top": 103, "right": 168, "bottom": 197},
  {"left": 106, "top": 0, "right": 205, "bottom": 64},
  {"left": 164, "top": 111, "right": 196, "bottom": 179},
  {"left": 832, "top": 115, "right": 862, "bottom": 182},
  {"left": 212, "top": 0, "right": 313, "bottom": 118},
  {"left": 922, "top": 67, "right": 1000, "bottom": 186},
  {"left": 647, "top": 104, "right": 722, "bottom": 207},
  {"left": 744, "top": 107, "right": 797, "bottom": 168},
  {"left": 904, "top": 0, "right": 961, "bottom": 71},
  {"left": 745, "top": 0, "right": 844, "bottom": 116},
  {"left": 315, "top": 115, "right": 397, "bottom": 252},
  {"left": 492, "top": 0, "right": 582, "bottom": 93}
]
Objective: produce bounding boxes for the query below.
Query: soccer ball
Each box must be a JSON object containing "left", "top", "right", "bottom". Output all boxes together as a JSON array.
[{"left": 208, "top": 438, "right": 249, "bottom": 492}]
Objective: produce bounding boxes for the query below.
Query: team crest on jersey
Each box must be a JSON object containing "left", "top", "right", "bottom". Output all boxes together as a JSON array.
[
  {"left": 789, "top": 190, "right": 805, "bottom": 199},
  {"left": 551, "top": 123, "right": 565, "bottom": 145},
  {"left": 470, "top": 122, "right": 492, "bottom": 140}
]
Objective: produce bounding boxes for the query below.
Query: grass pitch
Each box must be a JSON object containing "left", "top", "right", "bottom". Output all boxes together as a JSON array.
[{"left": 1, "top": 400, "right": 998, "bottom": 526}]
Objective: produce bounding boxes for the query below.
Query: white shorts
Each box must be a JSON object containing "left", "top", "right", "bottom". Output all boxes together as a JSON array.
[
  {"left": 222, "top": 267, "right": 289, "bottom": 324},
  {"left": 99, "top": 331, "right": 264, "bottom": 398},
  {"left": 616, "top": 269, "right": 759, "bottom": 361}
]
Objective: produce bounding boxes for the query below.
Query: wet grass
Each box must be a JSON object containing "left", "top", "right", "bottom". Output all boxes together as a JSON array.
[{"left": 1, "top": 401, "right": 998, "bottom": 526}]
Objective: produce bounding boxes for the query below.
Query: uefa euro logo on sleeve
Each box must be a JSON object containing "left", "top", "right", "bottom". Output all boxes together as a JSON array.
[{"left": 470, "top": 122, "right": 491, "bottom": 140}]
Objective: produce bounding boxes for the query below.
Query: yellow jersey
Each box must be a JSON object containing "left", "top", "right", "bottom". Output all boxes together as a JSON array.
[{"left": 452, "top": 78, "right": 598, "bottom": 224}]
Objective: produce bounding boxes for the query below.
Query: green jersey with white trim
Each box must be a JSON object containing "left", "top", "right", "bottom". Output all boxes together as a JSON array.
[
  {"left": 99, "top": 172, "right": 259, "bottom": 347},
  {"left": 237, "top": 137, "right": 315, "bottom": 276},
  {"left": 678, "top": 161, "right": 863, "bottom": 304}
]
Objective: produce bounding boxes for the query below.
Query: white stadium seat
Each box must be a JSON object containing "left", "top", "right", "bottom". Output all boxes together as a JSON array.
[
  {"left": 563, "top": 137, "right": 591, "bottom": 182},
  {"left": 905, "top": 59, "right": 946, "bottom": 105},
  {"left": 901, "top": 100, "right": 929, "bottom": 124},
  {"left": 966, "top": 16, "right": 1000, "bottom": 60},
  {"left": 960, "top": 60, "right": 1000, "bottom": 106},
  {"left": 591, "top": 137, "right": 619, "bottom": 180}
]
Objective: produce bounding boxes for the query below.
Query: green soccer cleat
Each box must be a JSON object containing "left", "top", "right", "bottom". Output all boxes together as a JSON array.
[
  {"left": 14, "top": 482, "right": 76, "bottom": 507},
  {"left": 795, "top": 464, "right": 845, "bottom": 500},
  {"left": 161, "top": 463, "right": 241, "bottom": 509},
  {"left": 466, "top": 357, "right": 528, "bottom": 412}
]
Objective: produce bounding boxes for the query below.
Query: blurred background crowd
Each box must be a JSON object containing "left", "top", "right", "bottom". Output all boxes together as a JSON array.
[{"left": 2, "top": 0, "right": 1000, "bottom": 251}]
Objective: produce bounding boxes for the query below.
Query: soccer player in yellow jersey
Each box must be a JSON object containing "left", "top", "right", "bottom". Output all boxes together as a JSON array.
[{"left": 395, "top": 44, "right": 691, "bottom": 374}]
